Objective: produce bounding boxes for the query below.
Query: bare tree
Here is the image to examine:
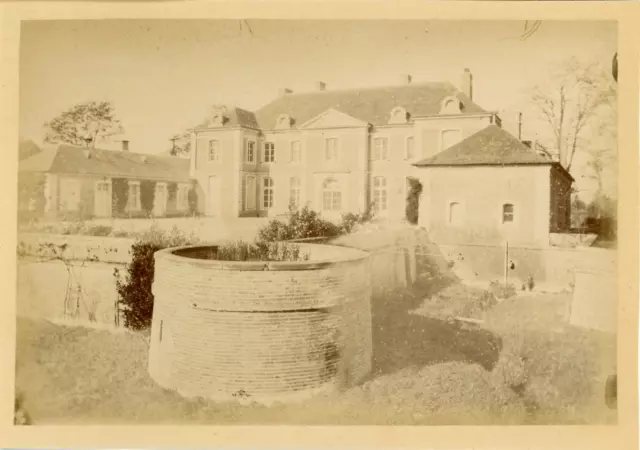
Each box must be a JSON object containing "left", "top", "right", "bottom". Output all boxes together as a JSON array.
[{"left": 529, "top": 57, "right": 616, "bottom": 173}]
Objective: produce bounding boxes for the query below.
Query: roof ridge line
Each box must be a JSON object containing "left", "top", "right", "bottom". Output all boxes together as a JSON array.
[{"left": 271, "top": 80, "right": 456, "bottom": 99}]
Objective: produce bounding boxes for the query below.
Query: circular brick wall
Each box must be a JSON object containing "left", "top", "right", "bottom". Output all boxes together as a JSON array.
[{"left": 148, "top": 243, "right": 372, "bottom": 403}]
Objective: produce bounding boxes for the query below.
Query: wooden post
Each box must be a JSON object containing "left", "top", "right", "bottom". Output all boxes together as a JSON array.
[{"left": 504, "top": 240, "right": 509, "bottom": 286}]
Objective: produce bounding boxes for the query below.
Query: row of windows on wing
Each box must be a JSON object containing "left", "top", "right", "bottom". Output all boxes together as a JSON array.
[
  {"left": 248, "top": 175, "right": 389, "bottom": 213},
  {"left": 206, "top": 129, "right": 462, "bottom": 164},
  {"left": 448, "top": 202, "right": 515, "bottom": 225}
]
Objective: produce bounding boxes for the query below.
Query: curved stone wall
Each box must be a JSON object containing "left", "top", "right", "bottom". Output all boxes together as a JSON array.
[{"left": 148, "top": 244, "right": 372, "bottom": 403}]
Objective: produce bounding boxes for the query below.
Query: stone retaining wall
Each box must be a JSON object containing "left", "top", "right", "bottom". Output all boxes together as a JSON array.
[
  {"left": 17, "top": 232, "right": 134, "bottom": 264},
  {"left": 148, "top": 243, "right": 372, "bottom": 403}
]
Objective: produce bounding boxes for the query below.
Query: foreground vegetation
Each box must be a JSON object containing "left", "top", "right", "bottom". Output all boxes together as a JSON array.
[{"left": 15, "top": 289, "right": 616, "bottom": 425}]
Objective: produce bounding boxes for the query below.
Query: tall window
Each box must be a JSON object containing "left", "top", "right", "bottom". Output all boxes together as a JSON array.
[
  {"left": 372, "top": 176, "right": 388, "bottom": 214},
  {"left": 441, "top": 129, "right": 462, "bottom": 151},
  {"left": 325, "top": 138, "right": 338, "bottom": 161},
  {"left": 322, "top": 177, "right": 342, "bottom": 211},
  {"left": 290, "top": 141, "right": 301, "bottom": 163},
  {"left": 289, "top": 177, "right": 301, "bottom": 209},
  {"left": 449, "top": 202, "right": 462, "bottom": 225},
  {"left": 128, "top": 181, "right": 141, "bottom": 211},
  {"left": 264, "top": 142, "right": 275, "bottom": 163},
  {"left": 372, "top": 137, "right": 389, "bottom": 161},
  {"left": 208, "top": 140, "right": 220, "bottom": 161},
  {"left": 405, "top": 136, "right": 416, "bottom": 160},
  {"left": 263, "top": 177, "right": 274, "bottom": 208},
  {"left": 246, "top": 141, "right": 256, "bottom": 163},
  {"left": 502, "top": 203, "right": 515, "bottom": 223}
]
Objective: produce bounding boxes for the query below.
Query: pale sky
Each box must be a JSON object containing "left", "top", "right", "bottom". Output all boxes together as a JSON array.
[{"left": 20, "top": 19, "right": 616, "bottom": 158}]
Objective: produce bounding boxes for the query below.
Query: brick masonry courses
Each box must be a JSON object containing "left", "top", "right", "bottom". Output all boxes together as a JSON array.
[{"left": 148, "top": 243, "right": 373, "bottom": 404}]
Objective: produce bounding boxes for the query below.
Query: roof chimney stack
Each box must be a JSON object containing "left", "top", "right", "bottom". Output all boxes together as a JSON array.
[
  {"left": 461, "top": 68, "right": 473, "bottom": 100},
  {"left": 401, "top": 74, "right": 412, "bottom": 85},
  {"left": 315, "top": 81, "right": 327, "bottom": 91},
  {"left": 121, "top": 140, "right": 129, "bottom": 152},
  {"left": 278, "top": 88, "right": 293, "bottom": 97}
]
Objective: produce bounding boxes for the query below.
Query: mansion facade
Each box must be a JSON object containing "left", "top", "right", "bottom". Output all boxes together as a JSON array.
[{"left": 189, "top": 70, "right": 499, "bottom": 221}]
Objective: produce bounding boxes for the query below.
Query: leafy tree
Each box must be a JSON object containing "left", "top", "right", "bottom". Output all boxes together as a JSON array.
[
  {"left": 168, "top": 131, "right": 192, "bottom": 156},
  {"left": 44, "top": 101, "right": 125, "bottom": 148}
]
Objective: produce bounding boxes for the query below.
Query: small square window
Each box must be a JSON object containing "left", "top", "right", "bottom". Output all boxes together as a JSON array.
[{"left": 502, "top": 203, "right": 514, "bottom": 223}]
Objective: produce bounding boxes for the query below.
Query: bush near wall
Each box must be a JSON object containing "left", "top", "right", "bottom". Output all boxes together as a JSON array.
[
  {"left": 405, "top": 177, "right": 423, "bottom": 225},
  {"left": 112, "top": 178, "right": 129, "bottom": 215},
  {"left": 114, "top": 225, "right": 199, "bottom": 330},
  {"left": 257, "top": 205, "right": 373, "bottom": 243},
  {"left": 140, "top": 180, "right": 156, "bottom": 214}
]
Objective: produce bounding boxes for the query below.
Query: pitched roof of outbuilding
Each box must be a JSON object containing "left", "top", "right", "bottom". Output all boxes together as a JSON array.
[
  {"left": 254, "top": 82, "right": 487, "bottom": 130},
  {"left": 18, "top": 139, "right": 42, "bottom": 161},
  {"left": 414, "top": 124, "right": 552, "bottom": 166},
  {"left": 19, "top": 144, "right": 191, "bottom": 182},
  {"left": 413, "top": 124, "right": 574, "bottom": 180}
]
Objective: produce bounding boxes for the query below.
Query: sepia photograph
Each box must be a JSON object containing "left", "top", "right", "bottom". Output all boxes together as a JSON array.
[{"left": 13, "top": 18, "right": 620, "bottom": 427}]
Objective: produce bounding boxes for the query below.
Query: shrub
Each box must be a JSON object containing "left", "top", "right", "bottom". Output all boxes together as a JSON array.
[
  {"left": 339, "top": 207, "right": 375, "bottom": 234},
  {"left": 257, "top": 205, "right": 341, "bottom": 243},
  {"left": 405, "top": 177, "right": 423, "bottom": 225},
  {"left": 85, "top": 225, "right": 113, "bottom": 237},
  {"left": 60, "top": 221, "right": 86, "bottom": 235},
  {"left": 114, "top": 225, "right": 198, "bottom": 330},
  {"left": 213, "top": 240, "right": 309, "bottom": 262}
]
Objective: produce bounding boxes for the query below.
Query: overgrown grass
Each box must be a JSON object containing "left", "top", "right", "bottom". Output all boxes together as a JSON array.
[{"left": 15, "top": 291, "right": 616, "bottom": 425}]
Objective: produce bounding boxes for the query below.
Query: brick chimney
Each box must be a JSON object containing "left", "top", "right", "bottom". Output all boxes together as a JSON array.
[
  {"left": 278, "top": 88, "right": 293, "bottom": 97},
  {"left": 460, "top": 68, "right": 473, "bottom": 100},
  {"left": 400, "top": 74, "right": 412, "bottom": 85},
  {"left": 121, "top": 140, "right": 129, "bottom": 152},
  {"left": 315, "top": 81, "right": 327, "bottom": 91}
]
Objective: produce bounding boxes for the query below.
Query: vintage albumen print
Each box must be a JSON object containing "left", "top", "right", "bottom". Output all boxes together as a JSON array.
[{"left": 15, "top": 19, "right": 618, "bottom": 426}]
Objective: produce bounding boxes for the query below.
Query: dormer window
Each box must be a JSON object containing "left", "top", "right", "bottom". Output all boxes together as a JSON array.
[
  {"left": 388, "top": 106, "right": 409, "bottom": 125},
  {"left": 210, "top": 111, "right": 227, "bottom": 127},
  {"left": 276, "top": 114, "right": 293, "bottom": 130},
  {"left": 440, "top": 96, "right": 463, "bottom": 114}
]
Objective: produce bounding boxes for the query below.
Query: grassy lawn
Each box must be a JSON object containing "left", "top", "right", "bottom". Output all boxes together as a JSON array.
[{"left": 15, "top": 282, "right": 616, "bottom": 425}]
